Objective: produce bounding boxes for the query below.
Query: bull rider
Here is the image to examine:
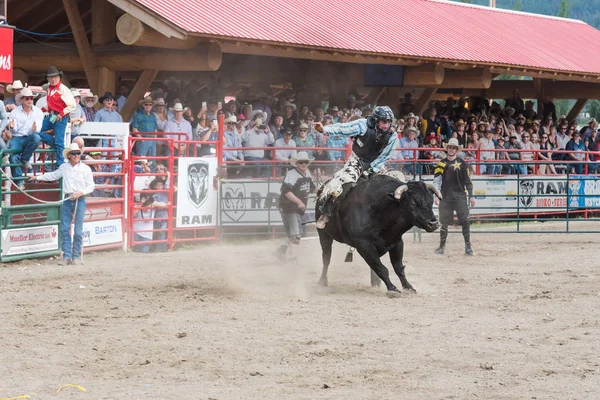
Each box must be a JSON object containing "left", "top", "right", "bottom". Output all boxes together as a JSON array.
[
  {"left": 314, "top": 105, "right": 398, "bottom": 229},
  {"left": 433, "top": 138, "right": 476, "bottom": 256}
]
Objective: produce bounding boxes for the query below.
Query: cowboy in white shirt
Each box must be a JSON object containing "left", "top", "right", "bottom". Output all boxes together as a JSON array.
[{"left": 30, "top": 143, "right": 94, "bottom": 266}]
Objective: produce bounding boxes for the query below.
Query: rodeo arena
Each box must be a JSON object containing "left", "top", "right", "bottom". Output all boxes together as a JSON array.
[{"left": 1, "top": 0, "right": 600, "bottom": 398}]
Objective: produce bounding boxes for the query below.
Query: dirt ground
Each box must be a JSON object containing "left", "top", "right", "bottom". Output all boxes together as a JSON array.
[{"left": 1, "top": 224, "right": 599, "bottom": 400}]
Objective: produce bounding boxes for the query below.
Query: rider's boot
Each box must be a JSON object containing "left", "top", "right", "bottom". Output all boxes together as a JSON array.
[
  {"left": 317, "top": 197, "right": 333, "bottom": 229},
  {"left": 434, "top": 225, "right": 448, "bottom": 254}
]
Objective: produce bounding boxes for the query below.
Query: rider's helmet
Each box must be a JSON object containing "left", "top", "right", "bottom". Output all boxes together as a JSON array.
[{"left": 368, "top": 106, "right": 395, "bottom": 132}]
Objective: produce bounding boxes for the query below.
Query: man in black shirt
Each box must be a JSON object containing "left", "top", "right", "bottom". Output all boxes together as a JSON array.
[
  {"left": 433, "top": 138, "right": 476, "bottom": 256},
  {"left": 275, "top": 151, "right": 316, "bottom": 262}
]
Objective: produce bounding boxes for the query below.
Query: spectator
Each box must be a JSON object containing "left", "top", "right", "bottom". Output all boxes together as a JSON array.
[
  {"left": 205, "top": 99, "right": 219, "bottom": 120},
  {"left": 150, "top": 178, "right": 170, "bottom": 252},
  {"left": 281, "top": 101, "right": 299, "bottom": 131},
  {"left": 66, "top": 89, "right": 86, "bottom": 141},
  {"left": 506, "top": 135, "right": 526, "bottom": 175},
  {"left": 478, "top": 126, "right": 498, "bottom": 175},
  {"left": 313, "top": 108, "right": 324, "bottom": 123},
  {"left": 4, "top": 80, "right": 24, "bottom": 111},
  {"left": 40, "top": 66, "right": 76, "bottom": 166},
  {"left": 293, "top": 123, "right": 316, "bottom": 159},
  {"left": 540, "top": 115, "right": 553, "bottom": 136},
  {"left": 587, "top": 130, "right": 599, "bottom": 173},
  {"left": 7, "top": 87, "right": 43, "bottom": 187},
  {"left": 308, "top": 121, "right": 327, "bottom": 161},
  {"left": 520, "top": 131, "right": 536, "bottom": 174},
  {"left": 115, "top": 84, "right": 129, "bottom": 112},
  {"left": 421, "top": 136, "right": 443, "bottom": 174},
  {"left": 538, "top": 133, "right": 557, "bottom": 175},
  {"left": 235, "top": 113, "right": 247, "bottom": 136},
  {"left": 132, "top": 96, "right": 159, "bottom": 157},
  {"left": 554, "top": 124, "right": 570, "bottom": 163},
  {"left": 270, "top": 113, "right": 284, "bottom": 139},
  {"left": 404, "top": 112, "right": 419, "bottom": 131},
  {"left": 504, "top": 89, "right": 524, "bottom": 115},
  {"left": 223, "top": 115, "right": 244, "bottom": 176},
  {"left": 421, "top": 106, "right": 441, "bottom": 140},
  {"left": 89, "top": 152, "right": 111, "bottom": 197},
  {"left": 241, "top": 110, "right": 274, "bottom": 177},
  {"left": 464, "top": 132, "right": 479, "bottom": 174},
  {"left": 224, "top": 99, "right": 239, "bottom": 119},
  {"left": 541, "top": 96, "right": 556, "bottom": 124},
  {"left": 82, "top": 92, "right": 98, "bottom": 132},
  {"left": 240, "top": 102, "right": 252, "bottom": 121},
  {"left": 274, "top": 128, "right": 297, "bottom": 162},
  {"left": 164, "top": 103, "right": 193, "bottom": 155},
  {"left": 452, "top": 119, "right": 468, "bottom": 148},
  {"left": 274, "top": 152, "right": 316, "bottom": 262},
  {"left": 326, "top": 131, "right": 348, "bottom": 174},
  {"left": 251, "top": 93, "right": 273, "bottom": 122},
  {"left": 565, "top": 131, "right": 586, "bottom": 174},
  {"left": 580, "top": 118, "right": 598, "bottom": 142},
  {"left": 132, "top": 190, "right": 156, "bottom": 253},
  {"left": 496, "top": 137, "right": 510, "bottom": 174},
  {"left": 154, "top": 98, "right": 171, "bottom": 131},
  {"left": 94, "top": 91, "right": 123, "bottom": 148},
  {"left": 399, "top": 93, "right": 413, "bottom": 116},
  {"left": 398, "top": 127, "right": 419, "bottom": 175}
]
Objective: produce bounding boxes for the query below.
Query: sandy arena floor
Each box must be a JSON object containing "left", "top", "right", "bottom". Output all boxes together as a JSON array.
[{"left": 0, "top": 224, "right": 599, "bottom": 399}]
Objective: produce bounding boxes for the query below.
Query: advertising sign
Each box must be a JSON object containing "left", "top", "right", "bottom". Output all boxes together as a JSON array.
[
  {"left": 176, "top": 157, "right": 218, "bottom": 227},
  {"left": 0, "top": 26, "right": 13, "bottom": 83},
  {"left": 1, "top": 225, "right": 59, "bottom": 256},
  {"left": 82, "top": 218, "right": 123, "bottom": 247}
]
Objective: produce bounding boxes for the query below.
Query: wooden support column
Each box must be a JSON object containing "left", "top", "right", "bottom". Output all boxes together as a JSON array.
[
  {"left": 13, "top": 69, "right": 29, "bottom": 84},
  {"left": 566, "top": 99, "right": 588, "bottom": 122},
  {"left": 63, "top": 0, "right": 97, "bottom": 91},
  {"left": 96, "top": 67, "right": 116, "bottom": 98},
  {"left": 404, "top": 64, "right": 445, "bottom": 86},
  {"left": 92, "top": 0, "right": 116, "bottom": 46},
  {"left": 116, "top": 13, "right": 200, "bottom": 49},
  {"left": 533, "top": 78, "right": 544, "bottom": 115},
  {"left": 413, "top": 88, "right": 438, "bottom": 116},
  {"left": 120, "top": 69, "right": 159, "bottom": 121}
]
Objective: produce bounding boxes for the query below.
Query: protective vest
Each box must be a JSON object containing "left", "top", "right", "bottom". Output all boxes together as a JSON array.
[{"left": 352, "top": 128, "right": 392, "bottom": 164}]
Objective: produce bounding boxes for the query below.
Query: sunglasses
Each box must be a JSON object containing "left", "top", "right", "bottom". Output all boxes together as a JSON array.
[
  {"left": 22, "top": 97, "right": 34, "bottom": 101},
  {"left": 297, "top": 160, "right": 309, "bottom": 165},
  {"left": 542, "top": 136, "right": 548, "bottom": 139},
  {"left": 226, "top": 122, "right": 235, "bottom": 125},
  {"left": 144, "top": 103, "right": 153, "bottom": 106},
  {"left": 299, "top": 129, "right": 308, "bottom": 132},
  {"left": 69, "top": 152, "right": 81, "bottom": 156}
]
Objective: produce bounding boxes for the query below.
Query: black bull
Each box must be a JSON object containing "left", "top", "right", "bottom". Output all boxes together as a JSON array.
[{"left": 316, "top": 176, "right": 442, "bottom": 294}]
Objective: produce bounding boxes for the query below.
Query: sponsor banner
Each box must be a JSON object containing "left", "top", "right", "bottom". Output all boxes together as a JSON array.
[
  {"left": 0, "top": 27, "right": 13, "bottom": 83},
  {"left": 176, "top": 157, "right": 218, "bottom": 227},
  {"left": 1, "top": 225, "right": 59, "bottom": 256},
  {"left": 82, "top": 218, "right": 123, "bottom": 247},
  {"left": 221, "top": 180, "right": 316, "bottom": 226}
]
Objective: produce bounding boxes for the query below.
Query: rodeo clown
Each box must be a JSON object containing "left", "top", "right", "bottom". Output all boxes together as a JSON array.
[
  {"left": 314, "top": 105, "right": 397, "bottom": 229},
  {"left": 432, "top": 138, "right": 476, "bottom": 256}
]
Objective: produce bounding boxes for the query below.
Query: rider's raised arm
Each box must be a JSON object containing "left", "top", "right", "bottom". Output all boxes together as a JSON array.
[
  {"left": 323, "top": 118, "right": 368, "bottom": 137},
  {"left": 370, "top": 133, "right": 399, "bottom": 173}
]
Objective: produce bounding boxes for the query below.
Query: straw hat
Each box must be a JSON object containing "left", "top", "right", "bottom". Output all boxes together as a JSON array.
[
  {"left": 138, "top": 96, "right": 157, "bottom": 107},
  {"left": 250, "top": 109, "right": 268, "bottom": 122},
  {"left": 290, "top": 151, "right": 312, "bottom": 167},
  {"left": 83, "top": 92, "right": 98, "bottom": 107},
  {"left": 15, "top": 87, "right": 38, "bottom": 103},
  {"left": 170, "top": 103, "right": 188, "bottom": 113},
  {"left": 62, "top": 142, "right": 83, "bottom": 160},
  {"left": 70, "top": 89, "right": 82, "bottom": 98},
  {"left": 443, "top": 138, "right": 463, "bottom": 151},
  {"left": 224, "top": 115, "right": 237, "bottom": 124}
]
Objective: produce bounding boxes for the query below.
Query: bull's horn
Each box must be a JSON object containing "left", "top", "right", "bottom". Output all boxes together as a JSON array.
[
  {"left": 427, "top": 183, "right": 443, "bottom": 200},
  {"left": 394, "top": 185, "right": 409, "bottom": 200}
]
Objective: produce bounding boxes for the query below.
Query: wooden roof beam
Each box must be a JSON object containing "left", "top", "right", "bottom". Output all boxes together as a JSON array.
[
  {"left": 120, "top": 69, "right": 159, "bottom": 121},
  {"left": 63, "top": 0, "right": 98, "bottom": 92},
  {"left": 404, "top": 64, "right": 445, "bottom": 86},
  {"left": 566, "top": 99, "right": 588, "bottom": 121},
  {"left": 116, "top": 13, "right": 200, "bottom": 50}
]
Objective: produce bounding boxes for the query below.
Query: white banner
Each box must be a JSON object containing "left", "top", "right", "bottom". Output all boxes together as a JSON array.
[
  {"left": 1, "top": 225, "right": 59, "bottom": 256},
  {"left": 220, "top": 180, "right": 316, "bottom": 226},
  {"left": 176, "top": 157, "right": 219, "bottom": 227},
  {"left": 82, "top": 218, "right": 123, "bottom": 247}
]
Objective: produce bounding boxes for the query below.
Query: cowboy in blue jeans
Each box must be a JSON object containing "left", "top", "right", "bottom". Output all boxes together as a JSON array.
[
  {"left": 30, "top": 143, "right": 94, "bottom": 265},
  {"left": 38, "top": 66, "right": 76, "bottom": 166}
]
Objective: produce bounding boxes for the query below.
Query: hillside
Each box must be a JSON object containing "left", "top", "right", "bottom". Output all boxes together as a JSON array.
[{"left": 451, "top": 0, "right": 600, "bottom": 29}]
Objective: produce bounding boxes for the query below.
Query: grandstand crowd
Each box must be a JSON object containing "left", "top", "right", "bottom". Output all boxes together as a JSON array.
[{"left": 2, "top": 72, "right": 600, "bottom": 191}]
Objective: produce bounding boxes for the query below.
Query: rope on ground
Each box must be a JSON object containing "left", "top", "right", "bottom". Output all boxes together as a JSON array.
[{"left": 1, "top": 169, "right": 70, "bottom": 205}]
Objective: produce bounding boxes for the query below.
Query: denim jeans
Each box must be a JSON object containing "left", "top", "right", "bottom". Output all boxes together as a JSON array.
[
  {"left": 61, "top": 197, "right": 86, "bottom": 260},
  {"left": 40, "top": 115, "right": 68, "bottom": 165},
  {"left": 245, "top": 156, "right": 269, "bottom": 177},
  {"left": 134, "top": 234, "right": 152, "bottom": 253},
  {"left": 154, "top": 220, "right": 168, "bottom": 252},
  {"left": 9, "top": 134, "right": 41, "bottom": 178},
  {"left": 135, "top": 139, "right": 157, "bottom": 157}
]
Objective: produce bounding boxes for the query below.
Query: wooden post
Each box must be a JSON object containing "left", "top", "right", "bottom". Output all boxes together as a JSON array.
[
  {"left": 12, "top": 69, "right": 29, "bottom": 85},
  {"left": 566, "top": 99, "right": 588, "bottom": 122},
  {"left": 436, "top": 68, "right": 492, "bottom": 89},
  {"left": 62, "top": 0, "right": 98, "bottom": 91},
  {"left": 533, "top": 78, "right": 544, "bottom": 116},
  {"left": 120, "top": 69, "right": 159, "bottom": 122},
  {"left": 116, "top": 13, "right": 200, "bottom": 49},
  {"left": 404, "top": 64, "right": 445, "bottom": 86},
  {"left": 96, "top": 66, "right": 116, "bottom": 99},
  {"left": 92, "top": 0, "right": 116, "bottom": 46}
]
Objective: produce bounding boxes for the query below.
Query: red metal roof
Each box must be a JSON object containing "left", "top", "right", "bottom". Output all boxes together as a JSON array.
[{"left": 133, "top": 0, "right": 600, "bottom": 75}]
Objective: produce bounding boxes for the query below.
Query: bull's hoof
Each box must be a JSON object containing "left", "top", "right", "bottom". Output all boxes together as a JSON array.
[{"left": 386, "top": 290, "right": 403, "bottom": 298}]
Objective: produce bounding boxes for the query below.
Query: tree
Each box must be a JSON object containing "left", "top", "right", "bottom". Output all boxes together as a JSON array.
[
  {"left": 558, "top": 0, "right": 573, "bottom": 18},
  {"left": 513, "top": 0, "right": 522, "bottom": 11},
  {"left": 587, "top": 99, "right": 600, "bottom": 120}
]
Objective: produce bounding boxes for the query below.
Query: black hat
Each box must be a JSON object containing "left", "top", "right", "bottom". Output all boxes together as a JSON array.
[
  {"left": 99, "top": 91, "right": 115, "bottom": 103},
  {"left": 46, "top": 66, "right": 63, "bottom": 78},
  {"left": 282, "top": 128, "right": 293, "bottom": 136}
]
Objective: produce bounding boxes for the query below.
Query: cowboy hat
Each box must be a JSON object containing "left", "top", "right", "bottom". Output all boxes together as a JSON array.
[
  {"left": 502, "top": 107, "right": 516, "bottom": 116},
  {"left": 477, "top": 120, "right": 489, "bottom": 129},
  {"left": 62, "top": 142, "right": 83, "bottom": 159},
  {"left": 46, "top": 66, "right": 63, "bottom": 78},
  {"left": 405, "top": 112, "right": 419, "bottom": 121},
  {"left": 83, "top": 92, "right": 98, "bottom": 107},
  {"left": 155, "top": 98, "right": 166, "bottom": 106},
  {"left": 70, "top": 89, "right": 82, "bottom": 98},
  {"left": 99, "top": 91, "right": 115, "bottom": 103},
  {"left": 6, "top": 80, "right": 24, "bottom": 93},
  {"left": 224, "top": 115, "right": 237, "bottom": 124},
  {"left": 138, "top": 96, "right": 157, "bottom": 107},
  {"left": 170, "top": 103, "right": 188, "bottom": 113},
  {"left": 455, "top": 119, "right": 466, "bottom": 126},
  {"left": 443, "top": 138, "right": 463, "bottom": 151},
  {"left": 15, "top": 87, "right": 38, "bottom": 103},
  {"left": 281, "top": 101, "right": 297, "bottom": 111},
  {"left": 588, "top": 118, "right": 597, "bottom": 125},
  {"left": 250, "top": 109, "right": 268, "bottom": 121},
  {"left": 299, "top": 122, "right": 309, "bottom": 130},
  {"left": 290, "top": 151, "right": 312, "bottom": 167}
]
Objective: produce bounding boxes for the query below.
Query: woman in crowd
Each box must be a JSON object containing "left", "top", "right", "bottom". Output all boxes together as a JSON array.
[
  {"left": 464, "top": 132, "right": 479, "bottom": 174},
  {"left": 293, "top": 124, "right": 315, "bottom": 159},
  {"left": 538, "top": 132, "right": 557, "bottom": 175}
]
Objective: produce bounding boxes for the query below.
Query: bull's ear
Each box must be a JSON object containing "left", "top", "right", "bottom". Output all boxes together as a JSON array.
[{"left": 392, "top": 185, "right": 408, "bottom": 200}]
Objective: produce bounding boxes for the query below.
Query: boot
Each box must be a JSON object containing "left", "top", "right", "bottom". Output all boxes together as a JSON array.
[
  {"left": 434, "top": 226, "right": 448, "bottom": 254},
  {"left": 465, "top": 243, "right": 475, "bottom": 256},
  {"left": 462, "top": 225, "right": 474, "bottom": 256},
  {"left": 317, "top": 197, "right": 333, "bottom": 229},
  {"left": 316, "top": 215, "right": 329, "bottom": 229}
]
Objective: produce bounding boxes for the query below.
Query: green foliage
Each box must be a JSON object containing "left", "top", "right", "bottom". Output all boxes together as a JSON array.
[
  {"left": 587, "top": 100, "right": 600, "bottom": 119},
  {"left": 448, "top": 0, "right": 600, "bottom": 29}
]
